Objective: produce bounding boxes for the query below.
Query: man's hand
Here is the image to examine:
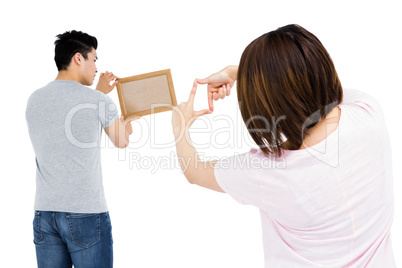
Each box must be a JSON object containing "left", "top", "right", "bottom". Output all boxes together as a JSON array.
[
  {"left": 96, "top": 71, "right": 119, "bottom": 94},
  {"left": 197, "top": 65, "right": 238, "bottom": 111},
  {"left": 104, "top": 115, "right": 140, "bottom": 149},
  {"left": 122, "top": 115, "right": 139, "bottom": 136}
]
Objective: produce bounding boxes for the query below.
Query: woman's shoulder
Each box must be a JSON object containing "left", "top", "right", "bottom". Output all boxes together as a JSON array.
[{"left": 340, "top": 89, "right": 383, "bottom": 117}]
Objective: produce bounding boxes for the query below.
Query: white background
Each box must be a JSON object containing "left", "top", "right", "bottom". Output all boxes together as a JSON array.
[{"left": 1, "top": 0, "right": 401, "bottom": 267}]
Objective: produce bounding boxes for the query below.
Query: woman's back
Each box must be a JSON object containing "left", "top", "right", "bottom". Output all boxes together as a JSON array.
[{"left": 215, "top": 89, "right": 396, "bottom": 267}]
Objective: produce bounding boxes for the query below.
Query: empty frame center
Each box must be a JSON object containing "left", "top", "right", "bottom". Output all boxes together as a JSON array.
[{"left": 121, "top": 75, "right": 172, "bottom": 113}]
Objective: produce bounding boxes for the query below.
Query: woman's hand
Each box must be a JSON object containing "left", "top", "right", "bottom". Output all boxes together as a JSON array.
[
  {"left": 172, "top": 80, "right": 212, "bottom": 138},
  {"left": 197, "top": 65, "right": 238, "bottom": 111}
]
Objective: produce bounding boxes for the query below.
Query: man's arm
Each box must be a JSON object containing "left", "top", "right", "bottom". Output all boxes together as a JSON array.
[
  {"left": 104, "top": 116, "right": 139, "bottom": 148},
  {"left": 95, "top": 70, "right": 138, "bottom": 148}
]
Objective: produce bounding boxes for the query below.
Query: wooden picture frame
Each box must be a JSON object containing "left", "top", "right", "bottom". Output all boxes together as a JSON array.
[{"left": 116, "top": 69, "right": 177, "bottom": 118}]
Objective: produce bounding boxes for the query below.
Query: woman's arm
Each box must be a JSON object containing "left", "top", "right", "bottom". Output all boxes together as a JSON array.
[{"left": 172, "top": 80, "right": 224, "bottom": 192}]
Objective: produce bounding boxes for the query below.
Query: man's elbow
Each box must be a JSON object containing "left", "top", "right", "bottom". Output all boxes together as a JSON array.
[
  {"left": 113, "top": 139, "right": 129, "bottom": 149},
  {"left": 116, "top": 142, "right": 129, "bottom": 149}
]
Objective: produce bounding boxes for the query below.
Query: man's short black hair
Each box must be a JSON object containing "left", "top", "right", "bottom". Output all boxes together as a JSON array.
[{"left": 54, "top": 30, "right": 98, "bottom": 71}]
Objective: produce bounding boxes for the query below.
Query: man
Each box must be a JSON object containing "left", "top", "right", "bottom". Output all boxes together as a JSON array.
[{"left": 26, "top": 30, "right": 137, "bottom": 268}]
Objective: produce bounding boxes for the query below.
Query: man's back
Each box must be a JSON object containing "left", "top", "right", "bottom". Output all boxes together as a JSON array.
[{"left": 26, "top": 80, "right": 118, "bottom": 213}]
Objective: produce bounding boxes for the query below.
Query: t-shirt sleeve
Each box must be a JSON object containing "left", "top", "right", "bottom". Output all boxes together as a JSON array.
[
  {"left": 214, "top": 152, "right": 265, "bottom": 207},
  {"left": 99, "top": 93, "right": 119, "bottom": 128}
]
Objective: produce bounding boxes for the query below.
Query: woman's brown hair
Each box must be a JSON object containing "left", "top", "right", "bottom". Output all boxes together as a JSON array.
[{"left": 237, "top": 24, "right": 343, "bottom": 156}]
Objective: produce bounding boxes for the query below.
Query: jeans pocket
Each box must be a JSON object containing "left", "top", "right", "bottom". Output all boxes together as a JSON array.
[
  {"left": 33, "top": 211, "right": 43, "bottom": 244},
  {"left": 66, "top": 213, "right": 101, "bottom": 248}
]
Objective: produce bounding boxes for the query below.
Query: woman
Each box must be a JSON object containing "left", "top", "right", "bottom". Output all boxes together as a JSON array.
[{"left": 171, "top": 24, "right": 395, "bottom": 267}]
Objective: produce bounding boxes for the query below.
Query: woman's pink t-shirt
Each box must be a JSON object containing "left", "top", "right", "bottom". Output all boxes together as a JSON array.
[{"left": 215, "top": 89, "right": 395, "bottom": 267}]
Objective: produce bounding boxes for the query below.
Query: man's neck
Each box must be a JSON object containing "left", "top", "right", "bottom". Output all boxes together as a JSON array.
[{"left": 55, "top": 70, "right": 81, "bottom": 84}]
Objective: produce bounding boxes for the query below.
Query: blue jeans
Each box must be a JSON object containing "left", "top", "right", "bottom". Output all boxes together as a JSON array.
[{"left": 33, "top": 211, "right": 113, "bottom": 268}]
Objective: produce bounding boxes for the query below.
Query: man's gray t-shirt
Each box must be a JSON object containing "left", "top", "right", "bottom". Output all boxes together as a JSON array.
[{"left": 26, "top": 80, "right": 118, "bottom": 213}]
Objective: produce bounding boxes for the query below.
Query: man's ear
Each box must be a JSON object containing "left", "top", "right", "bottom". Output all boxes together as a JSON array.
[{"left": 73, "top": 52, "right": 82, "bottom": 66}]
